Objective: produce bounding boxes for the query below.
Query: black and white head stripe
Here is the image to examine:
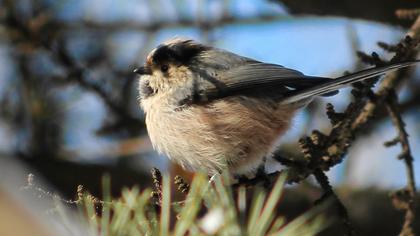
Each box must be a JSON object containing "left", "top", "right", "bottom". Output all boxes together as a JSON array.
[{"left": 151, "top": 39, "right": 210, "bottom": 65}]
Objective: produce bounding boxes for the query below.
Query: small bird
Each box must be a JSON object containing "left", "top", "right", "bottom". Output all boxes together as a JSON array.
[{"left": 135, "top": 38, "right": 418, "bottom": 176}]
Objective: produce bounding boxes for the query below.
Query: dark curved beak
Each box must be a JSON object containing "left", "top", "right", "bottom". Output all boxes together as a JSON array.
[{"left": 133, "top": 66, "right": 152, "bottom": 75}]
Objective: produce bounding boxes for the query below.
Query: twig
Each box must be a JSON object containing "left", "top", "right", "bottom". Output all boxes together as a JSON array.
[
  {"left": 21, "top": 174, "right": 78, "bottom": 206},
  {"left": 232, "top": 171, "right": 286, "bottom": 188},
  {"left": 313, "top": 169, "right": 354, "bottom": 236},
  {"left": 174, "top": 175, "right": 190, "bottom": 194},
  {"left": 151, "top": 168, "right": 163, "bottom": 206},
  {"left": 385, "top": 90, "right": 417, "bottom": 236}
]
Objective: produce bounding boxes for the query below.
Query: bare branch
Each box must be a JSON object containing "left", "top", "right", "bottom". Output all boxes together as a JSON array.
[
  {"left": 313, "top": 169, "right": 354, "bottom": 236},
  {"left": 385, "top": 90, "right": 417, "bottom": 236}
]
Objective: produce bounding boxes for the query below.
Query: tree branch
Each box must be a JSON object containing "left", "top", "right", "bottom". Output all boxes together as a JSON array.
[
  {"left": 385, "top": 90, "right": 417, "bottom": 236},
  {"left": 313, "top": 169, "right": 354, "bottom": 236}
]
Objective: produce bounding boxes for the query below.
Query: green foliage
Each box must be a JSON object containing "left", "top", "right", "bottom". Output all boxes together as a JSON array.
[{"left": 77, "top": 173, "right": 328, "bottom": 236}]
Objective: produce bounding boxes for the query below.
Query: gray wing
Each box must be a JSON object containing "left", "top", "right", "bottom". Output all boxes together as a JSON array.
[
  {"left": 191, "top": 60, "right": 335, "bottom": 103},
  {"left": 190, "top": 55, "right": 419, "bottom": 105},
  {"left": 215, "top": 63, "right": 330, "bottom": 91}
]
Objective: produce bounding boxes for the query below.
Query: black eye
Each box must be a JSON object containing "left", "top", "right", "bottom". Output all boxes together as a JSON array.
[{"left": 160, "top": 64, "right": 169, "bottom": 72}]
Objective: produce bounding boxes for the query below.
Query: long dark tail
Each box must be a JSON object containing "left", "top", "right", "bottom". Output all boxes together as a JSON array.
[{"left": 281, "top": 61, "right": 420, "bottom": 104}]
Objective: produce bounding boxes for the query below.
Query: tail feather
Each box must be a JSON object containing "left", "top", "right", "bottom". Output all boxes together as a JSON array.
[{"left": 281, "top": 60, "right": 420, "bottom": 104}]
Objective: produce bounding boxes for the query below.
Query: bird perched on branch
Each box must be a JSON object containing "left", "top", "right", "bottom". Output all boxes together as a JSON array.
[{"left": 135, "top": 38, "right": 418, "bottom": 176}]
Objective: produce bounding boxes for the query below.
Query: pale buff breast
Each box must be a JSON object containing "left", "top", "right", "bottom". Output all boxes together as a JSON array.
[{"left": 142, "top": 94, "right": 296, "bottom": 175}]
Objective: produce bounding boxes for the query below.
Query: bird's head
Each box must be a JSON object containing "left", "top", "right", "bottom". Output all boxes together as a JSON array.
[{"left": 135, "top": 38, "right": 209, "bottom": 100}]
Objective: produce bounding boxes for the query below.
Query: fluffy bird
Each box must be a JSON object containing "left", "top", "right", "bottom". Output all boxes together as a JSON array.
[{"left": 135, "top": 38, "right": 418, "bottom": 176}]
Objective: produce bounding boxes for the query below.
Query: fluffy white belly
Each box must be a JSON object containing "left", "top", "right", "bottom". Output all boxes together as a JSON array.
[{"left": 144, "top": 95, "right": 295, "bottom": 175}]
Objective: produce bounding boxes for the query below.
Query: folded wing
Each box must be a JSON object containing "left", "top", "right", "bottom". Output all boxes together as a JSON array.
[
  {"left": 192, "top": 60, "right": 419, "bottom": 104},
  {"left": 194, "top": 62, "right": 336, "bottom": 102}
]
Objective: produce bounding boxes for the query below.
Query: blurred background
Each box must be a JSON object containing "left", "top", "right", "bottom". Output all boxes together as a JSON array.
[{"left": 0, "top": 0, "right": 420, "bottom": 235}]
